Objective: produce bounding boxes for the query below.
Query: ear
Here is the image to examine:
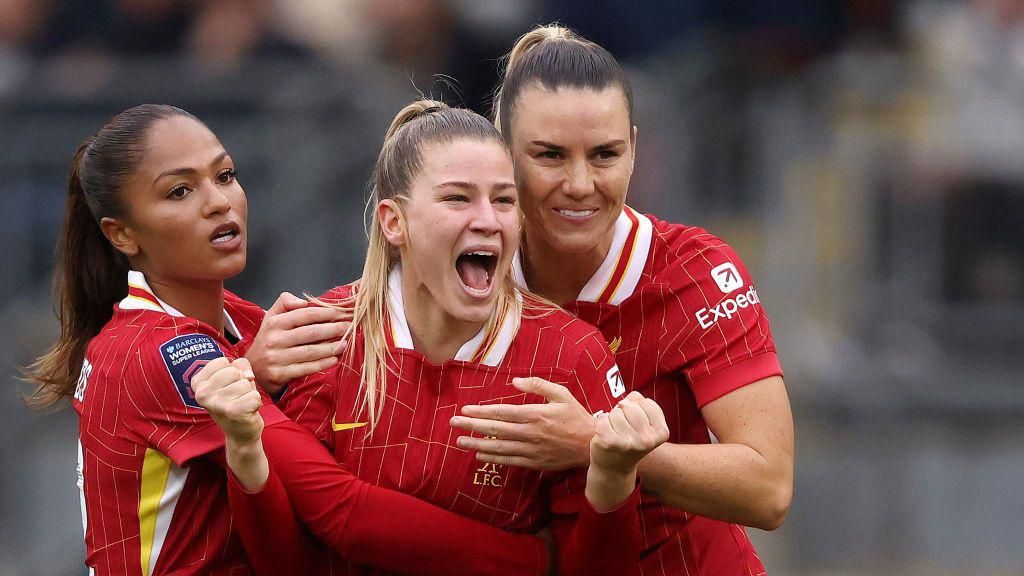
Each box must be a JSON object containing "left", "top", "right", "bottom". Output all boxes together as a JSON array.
[
  {"left": 100, "top": 217, "right": 139, "bottom": 257},
  {"left": 377, "top": 199, "right": 406, "bottom": 248},
  {"left": 628, "top": 125, "right": 638, "bottom": 175}
]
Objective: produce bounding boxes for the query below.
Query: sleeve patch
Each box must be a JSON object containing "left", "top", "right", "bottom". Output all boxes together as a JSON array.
[
  {"left": 159, "top": 334, "right": 224, "bottom": 408},
  {"left": 606, "top": 365, "right": 626, "bottom": 398}
]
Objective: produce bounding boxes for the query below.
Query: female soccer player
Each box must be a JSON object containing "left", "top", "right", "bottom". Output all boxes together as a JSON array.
[
  {"left": 451, "top": 25, "right": 795, "bottom": 575},
  {"left": 194, "top": 100, "right": 670, "bottom": 576},
  {"left": 26, "top": 104, "right": 580, "bottom": 575}
]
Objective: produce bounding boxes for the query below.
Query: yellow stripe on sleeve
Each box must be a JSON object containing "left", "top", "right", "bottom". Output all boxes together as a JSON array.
[{"left": 138, "top": 448, "right": 172, "bottom": 576}]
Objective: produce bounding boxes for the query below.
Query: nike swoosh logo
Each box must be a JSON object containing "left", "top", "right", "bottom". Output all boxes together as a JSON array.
[{"left": 332, "top": 419, "right": 368, "bottom": 432}]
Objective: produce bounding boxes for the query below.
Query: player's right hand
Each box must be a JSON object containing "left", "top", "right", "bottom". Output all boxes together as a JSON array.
[
  {"left": 589, "top": 391, "right": 669, "bottom": 476},
  {"left": 246, "top": 292, "right": 350, "bottom": 395},
  {"left": 192, "top": 357, "right": 265, "bottom": 445}
]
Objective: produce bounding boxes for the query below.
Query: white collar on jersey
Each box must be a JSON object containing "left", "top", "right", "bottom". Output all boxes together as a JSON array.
[
  {"left": 512, "top": 205, "right": 653, "bottom": 305},
  {"left": 386, "top": 264, "right": 519, "bottom": 366},
  {"left": 120, "top": 270, "right": 242, "bottom": 341}
]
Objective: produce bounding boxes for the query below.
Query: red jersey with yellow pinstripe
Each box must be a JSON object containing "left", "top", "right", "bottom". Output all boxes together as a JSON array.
[
  {"left": 513, "top": 207, "right": 783, "bottom": 576},
  {"left": 278, "top": 266, "right": 630, "bottom": 575},
  {"left": 73, "top": 271, "right": 285, "bottom": 575}
]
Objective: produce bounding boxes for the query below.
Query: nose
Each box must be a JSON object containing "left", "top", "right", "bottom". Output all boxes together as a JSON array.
[
  {"left": 202, "top": 183, "right": 231, "bottom": 217},
  {"left": 563, "top": 159, "right": 594, "bottom": 200},
  {"left": 470, "top": 198, "right": 501, "bottom": 235}
]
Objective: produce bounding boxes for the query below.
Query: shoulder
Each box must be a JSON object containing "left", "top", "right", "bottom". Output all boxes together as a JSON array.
[
  {"left": 317, "top": 282, "right": 358, "bottom": 304},
  {"left": 644, "top": 216, "right": 753, "bottom": 291},
  {"left": 519, "top": 297, "right": 612, "bottom": 364}
]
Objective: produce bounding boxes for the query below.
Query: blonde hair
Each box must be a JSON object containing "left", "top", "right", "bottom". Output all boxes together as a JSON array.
[
  {"left": 337, "top": 99, "right": 522, "bottom": 432},
  {"left": 493, "top": 23, "right": 634, "bottom": 138}
]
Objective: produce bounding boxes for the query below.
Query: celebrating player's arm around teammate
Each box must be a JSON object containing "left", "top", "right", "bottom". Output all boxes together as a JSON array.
[
  {"left": 195, "top": 99, "right": 669, "bottom": 576},
  {"left": 25, "top": 104, "right": 555, "bottom": 576},
  {"left": 24, "top": 104, "right": 326, "bottom": 575},
  {"left": 450, "top": 25, "right": 795, "bottom": 575}
]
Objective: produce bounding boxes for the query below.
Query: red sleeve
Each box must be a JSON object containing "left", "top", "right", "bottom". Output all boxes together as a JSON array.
[
  {"left": 664, "top": 239, "right": 784, "bottom": 408},
  {"left": 542, "top": 334, "right": 643, "bottom": 576},
  {"left": 226, "top": 460, "right": 318, "bottom": 576},
  {"left": 230, "top": 419, "right": 549, "bottom": 576},
  {"left": 121, "top": 326, "right": 227, "bottom": 466},
  {"left": 548, "top": 475, "right": 642, "bottom": 576}
]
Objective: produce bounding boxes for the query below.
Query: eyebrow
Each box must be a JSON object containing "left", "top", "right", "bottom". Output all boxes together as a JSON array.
[
  {"left": 530, "top": 139, "right": 627, "bottom": 151},
  {"left": 433, "top": 181, "right": 516, "bottom": 191},
  {"left": 153, "top": 150, "right": 231, "bottom": 184}
]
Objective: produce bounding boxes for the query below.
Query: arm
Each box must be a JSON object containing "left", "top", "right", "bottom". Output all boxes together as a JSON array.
[
  {"left": 637, "top": 376, "right": 794, "bottom": 530},
  {"left": 550, "top": 393, "right": 668, "bottom": 576},
  {"left": 192, "top": 359, "right": 550, "bottom": 576}
]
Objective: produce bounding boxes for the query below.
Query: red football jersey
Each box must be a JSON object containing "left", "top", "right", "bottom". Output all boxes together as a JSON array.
[
  {"left": 73, "top": 271, "right": 287, "bottom": 575},
  {"left": 278, "top": 265, "right": 637, "bottom": 575},
  {"left": 513, "top": 206, "right": 783, "bottom": 576}
]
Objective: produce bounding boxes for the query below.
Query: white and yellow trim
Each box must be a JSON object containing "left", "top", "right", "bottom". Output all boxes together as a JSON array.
[
  {"left": 138, "top": 448, "right": 188, "bottom": 576},
  {"left": 119, "top": 271, "right": 241, "bottom": 339},
  {"left": 512, "top": 205, "right": 652, "bottom": 305},
  {"left": 386, "top": 265, "right": 517, "bottom": 366}
]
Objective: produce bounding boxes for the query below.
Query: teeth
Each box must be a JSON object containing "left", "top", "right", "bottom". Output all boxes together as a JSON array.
[
  {"left": 464, "top": 251, "right": 495, "bottom": 257},
  {"left": 558, "top": 209, "right": 596, "bottom": 218},
  {"left": 212, "top": 232, "right": 236, "bottom": 244}
]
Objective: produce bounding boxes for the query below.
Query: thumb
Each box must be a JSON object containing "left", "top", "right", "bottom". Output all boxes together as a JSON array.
[
  {"left": 511, "top": 377, "right": 574, "bottom": 403},
  {"left": 230, "top": 357, "right": 254, "bottom": 379}
]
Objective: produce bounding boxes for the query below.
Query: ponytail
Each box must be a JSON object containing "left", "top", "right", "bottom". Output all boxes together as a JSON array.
[
  {"left": 25, "top": 104, "right": 197, "bottom": 410},
  {"left": 24, "top": 143, "right": 129, "bottom": 409}
]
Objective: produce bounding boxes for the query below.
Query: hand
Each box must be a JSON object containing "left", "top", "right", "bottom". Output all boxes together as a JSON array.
[
  {"left": 590, "top": 391, "right": 670, "bottom": 475},
  {"left": 192, "top": 357, "right": 265, "bottom": 446},
  {"left": 585, "top": 391, "right": 669, "bottom": 512},
  {"left": 246, "top": 292, "right": 349, "bottom": 395},
  {"left": 451, "top": 377, "right": 595, "bottom": 471}
]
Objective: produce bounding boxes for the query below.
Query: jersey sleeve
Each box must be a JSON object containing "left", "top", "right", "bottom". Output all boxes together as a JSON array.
[
  {"left": 664, "top": 238, "right": 784, "bottom": 408},
  {"left": 120, "top": 321, "right": 286, "bottom": 466},
  {"left": 541, "top": 333, "right": 643, "bottom": 576},
  {"left": 229, "top": 419, "right": 549, "bottom": 576}
]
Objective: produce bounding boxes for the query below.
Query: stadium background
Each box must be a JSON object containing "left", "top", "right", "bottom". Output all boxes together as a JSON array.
[{"left": 2, "top": 1, "right": 1023, "bottom": 574}]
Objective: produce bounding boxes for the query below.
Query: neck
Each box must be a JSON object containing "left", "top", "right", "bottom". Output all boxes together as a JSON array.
[
  {"left": 401, "top": 279, "right": 483, "bottom": 364},
  {"left": 521, "top": 229, "right": 612, "bottom": 306},
  {"left": 146, "top": 276, "right": 226, "bottom": 334}
]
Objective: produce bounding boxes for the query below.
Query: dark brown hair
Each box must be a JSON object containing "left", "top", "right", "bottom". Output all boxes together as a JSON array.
[
  {"left": 25, "top": 104, "right": 200, "bottom": 409},
  {"left": 495, "top": 24, "right": 634, "bottom": 139}
]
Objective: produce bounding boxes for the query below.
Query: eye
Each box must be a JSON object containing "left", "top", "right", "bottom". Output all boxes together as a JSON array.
[
  {"left": 217, "top": 168, "right": 237, "bottom": 184},
  {"left": 494, "top": 195, "right": 517, "bottom": 205},
  {"left": 595, "top": 149, "right": 620, "bottom": 161},
  {"left": 167, "top": 184, "right": 192, "bottom": 199},
  {"left": 443, "top": 194, "right": 470, "bottom": 203},
  {"left": 536, "top": 150, "right": 561, "bottom": 160}
]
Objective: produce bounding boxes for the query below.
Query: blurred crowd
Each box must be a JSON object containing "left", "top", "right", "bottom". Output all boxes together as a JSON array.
[{"left": 2, "top": 1, "right": 1024, "bottom": 575}]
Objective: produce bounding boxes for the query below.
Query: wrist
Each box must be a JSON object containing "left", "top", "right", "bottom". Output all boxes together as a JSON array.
[{"left": 585, "top": 465, "right": 637, "bottom": 513}]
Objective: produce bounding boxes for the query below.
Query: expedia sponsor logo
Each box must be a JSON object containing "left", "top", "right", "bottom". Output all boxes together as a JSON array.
[
  {"left": 606, "top": 365, "right": 626, "bottom": 398},
  {"left": 159, "top": 333, "right": 224, "bottom": 408},
  {"left": 695, "top": 286, "right": 760, "bottom": 329}
]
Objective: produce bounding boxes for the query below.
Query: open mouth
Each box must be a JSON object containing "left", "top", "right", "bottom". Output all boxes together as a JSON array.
[
  {"left": 210, "top": 222, "right": 241, "bottom": 245},
  {"left": 455, "top": 250, "right": 498, "bottom": 294}
]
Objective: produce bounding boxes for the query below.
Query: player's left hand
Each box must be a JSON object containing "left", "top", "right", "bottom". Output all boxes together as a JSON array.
[{"left": 451, "top": 377, "right": 595, "bottom": 471}]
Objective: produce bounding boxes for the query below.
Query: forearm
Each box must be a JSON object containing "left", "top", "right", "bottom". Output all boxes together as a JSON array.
[
  {"left": 584, "top": 465, "right": 637, "bottom": 513},
  {"left": 638, "top": 441, "right": 791, "bottom": 530},
  {"left": 551, "top": 472, "right": 643, "bottom": 576},
  {"left": 225, "top": 438, "right": 270, "bottom": 491},
  {"left": 261, "top": 421, "right": 549, "bottom": 576}
]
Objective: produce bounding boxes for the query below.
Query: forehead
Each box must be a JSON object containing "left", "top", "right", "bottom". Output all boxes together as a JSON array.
[
  {"left": 416, "top": 138, "right": 513, "bottom": 181},
  {"left": 511, "top": 85, "right": 631, "bottom": 140},
  {"left": 138, "top": 116, "right": 223, "bottom": 175}
]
